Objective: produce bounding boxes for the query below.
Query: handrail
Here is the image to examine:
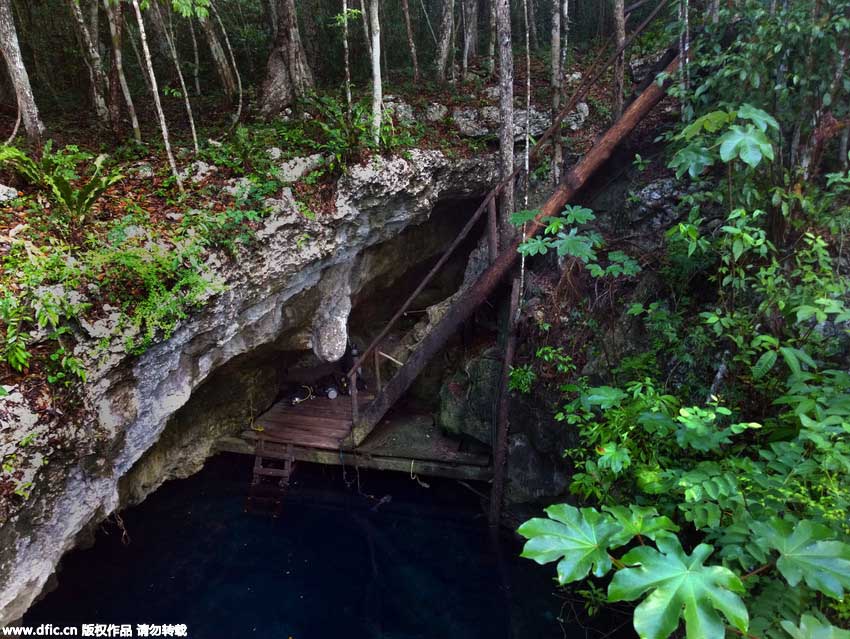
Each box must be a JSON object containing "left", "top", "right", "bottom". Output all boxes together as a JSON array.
[{"left": 346, "top": 0, "right": 672, "bottom": 382}]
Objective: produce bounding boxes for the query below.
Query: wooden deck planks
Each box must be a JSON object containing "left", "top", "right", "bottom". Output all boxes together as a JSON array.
[{"left": 253, "top": 394, "right": 374, "bottom": 450}]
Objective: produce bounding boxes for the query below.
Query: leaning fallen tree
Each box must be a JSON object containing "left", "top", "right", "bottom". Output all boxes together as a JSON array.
[{"left": 350, "top": 53, "right": 681, "bottom": 445}]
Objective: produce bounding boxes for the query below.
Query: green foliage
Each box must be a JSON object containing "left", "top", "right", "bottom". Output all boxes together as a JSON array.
[
  {"left": 508, "top": 364, "right": 536, "bottom": 394},
  {"left": 609, "top": 536, "right": 748, "bottom": 639},
  {"left": 518, "top": 504, "right": 619, "bottom": 583},
  {"left": 0, "top": 143, "right": 123, "bottom": 237},
  {"left": 781, "top": 615, "right": 850, "bottom": 639},
  {"left": 519, "top": 6, "right": 850, "bottom": 633},
  {"left": 514, "top": 205, "right": 641, "bottom": 280},
  {"left": 306, "top": 94, "right": 421, "bottom": 173}
]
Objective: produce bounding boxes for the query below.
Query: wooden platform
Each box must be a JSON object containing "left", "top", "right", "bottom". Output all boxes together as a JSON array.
[
  {"left": 217, "top": 395, "right": 492, "bottom": 481},
  {"left": 250, "top": 393, "right": 375, "bottom": 450}
]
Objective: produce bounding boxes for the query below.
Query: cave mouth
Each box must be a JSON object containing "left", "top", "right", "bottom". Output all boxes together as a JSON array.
[{"left": 118, "top": 196, "right": 496, "bottom": 508}]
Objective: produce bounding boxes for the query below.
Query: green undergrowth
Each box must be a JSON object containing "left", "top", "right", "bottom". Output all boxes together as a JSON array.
[{"left": 512, "top": 3, "right": 850, "bottom": 636}]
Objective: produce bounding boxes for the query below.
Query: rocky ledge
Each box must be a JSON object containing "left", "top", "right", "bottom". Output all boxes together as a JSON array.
[{"left": 0, "top": 149, "right": 497, "bottom": 625}]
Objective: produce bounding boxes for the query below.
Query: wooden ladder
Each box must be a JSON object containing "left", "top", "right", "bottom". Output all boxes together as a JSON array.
[{"left": 245, "top": 437, "right": 295, "bottom": 516}]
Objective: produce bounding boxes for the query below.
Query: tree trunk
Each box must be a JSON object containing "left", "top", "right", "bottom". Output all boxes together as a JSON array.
[
  {"left": 551, "top": 0, "right": 562, "bottom": 183},
  {"left": 342, "top": 0, "right": 353, "bottom": 110},
  {"left": 401, "top": 0, "right": 420, "bottom": 82},
  {"left": 528, "top": 0, "right": 539, "bottom": 50},
  {"left": 188, "top": 18, "right": 201, "bottom": 95},
  {"left": 613, "top": 0, "right": 625, "bottom": 119},
  {"left": 199, "top": 16, "right": 237, "bottom": 99},
  {"left": 0, "top": 0, "right": 43, "bottom": 143},
  {"left": 436, "top": 0, "right": 455, "bottom": 81},
  {"left": 209, "top": 1, "right": 244, "bottom": 125},
  {"left": 103, "top": 0, "right": 141, "bottom": 142},
  {"left": 151, "top": 0, "right": 199, "bottom": 153},
  {"left": 260, "top": 0, "right": 314, "bottom": 117},
  {"left": 67, "top": 0, "right": 111, "bottom": 127},
  {"left": 710, "top": 0, "right": 720, "bottom": 22},
  {"left": 496, "top": 0, "right": 514, "bottom": 222},
  {"left": 359, "top": 0, "right": 372, "bottom": 58},
  {"left": 266, "top": 0, "right": 278, "bottom": 39},
  {"left": 131, "top": 0, "right": 183, "bottom": 192},
  {"left": 89, "top": 0, "right": 100, "bottom": 52},
  {"left": 461, "top": 0, "right": 477, "bottom": 79},
  {"left": 369, "top": 0, "right": 382, "bottom": 145},
  {"left": 487, "top": 0, "right": 496, "bottom": 76}
]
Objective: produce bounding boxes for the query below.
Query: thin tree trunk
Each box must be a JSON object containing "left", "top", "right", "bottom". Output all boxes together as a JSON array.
[
  {"left": 551, "top": 0, "right": 562, "bottom": 183},
  {"left": 461, "top": 0, "right": 477, "bottom": 79},
  {"left": 369, "top": 0, "right": 382, "bottom": 145},
  {"left": 209, "top": 0, "right": 244, "bottom": 126},
  {"left": 131, "top": 0, "right": 183, "bottom": 192},
  {"left": 522, "top": 0, "right": 531, "bottom": 207},
  {"left": 199, "top": 15, "right": 237, "bottom": 98},
  {"left": 125, "top": 15, "right": 153, "bottom": 94},
  {"left": 496, "top": 0, "right": 514, "bottom": 222},
  {"left": 528, "top": 0, "right": 539, "bottom": 50},
  {"left": 188, "top": 18, "right": 201, "bottom": 95},
  {"left": 342, "top": 0, "right": 353, "bottom": 111},
  {"left": 89, "top": 0, "right": 100, "bottom": 51},
  {"left": 710, "top": 0, "right": 720, "bottom": 22},
  {"left": 613, "top": 0, "right": 625, "bottom": 119},
  {"left": 841, "top": 126, "right": 849, "bottom": 170},
  {"left": 401, "top": 0, "right": 420, "bottom": 82},
  {"left": 436, "top": 0, "right": 455, "bottom": 81},
  {"left": 486, "top": 0, "right": 497, "bottom": 76},
  {"left": 67, "top": 0, "right": 111, "bottom": 127},
  {"left": 260, "top": 0, "right": 314, "bottom": 117},
  {"left": 103, "top": 0, "right": 141, "bottom": 142},
  {"left": 0, "top": 0, "right": 43, "bottom": 143},
  {"left": 359, "top": 0, "right": 372, "bottom": 58},
  {"left": 152, "top": 0, "right": 199, "bottom": 153},
  {"left": 267, "top": 0, "right": 278, "bottom": 39}
]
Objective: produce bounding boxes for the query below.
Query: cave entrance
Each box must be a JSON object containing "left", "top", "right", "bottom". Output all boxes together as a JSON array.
[{"left": 123, "top": 196, "right": 499, "bottom": 508}]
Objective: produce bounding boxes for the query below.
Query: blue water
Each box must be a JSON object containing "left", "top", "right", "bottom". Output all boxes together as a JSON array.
[{"left": 25, "top": 454, "right": 598, "bottom": 638}]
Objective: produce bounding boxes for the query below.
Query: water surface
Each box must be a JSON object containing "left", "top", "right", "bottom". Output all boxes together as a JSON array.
[{"left": 26, "top": 454, "right": 598, "bottom": 638}]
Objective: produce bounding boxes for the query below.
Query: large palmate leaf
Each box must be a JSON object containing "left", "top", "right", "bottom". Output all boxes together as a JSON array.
[
  {"left": 669, "top": 144, "right": 715, "bottom": 178},
  {"left": 603, "top": 505, "right": 679, "bottom": 547},
  {"left": 718, "top": 124, "right": 775, "bottom": 168},
  {"left": 518, "top": 504, "right": 620, "bottom": 584},
  {"left": 608, "top": 535, "right": 748, "bottom": 639},
  {"left": 780, "top": 614, "right": 850, "bottom": 639},
  {"left": 752, "top": 519, "right": 850, "bottom": 599}
]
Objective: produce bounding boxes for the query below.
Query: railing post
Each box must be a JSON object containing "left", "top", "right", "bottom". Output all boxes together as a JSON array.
[
  {"left": 374, "top": 348, "right": 382, "bottom": 392},
  {"left": 350, "top": 373, "right": 359, "bottom": 425}
]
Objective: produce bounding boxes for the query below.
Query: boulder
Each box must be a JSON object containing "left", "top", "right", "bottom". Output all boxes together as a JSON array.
[
  {"left": 425, "top": 103, "right": 449, "bottom": 122},
  {"left": 0, "top": 185, "right": 18, "bottom": 203},
  {"left": 439, "top": 349, "right": 502, "bottom": 444},
  {"left": 277, "top": 153, "right": 325, "bottom": 183}
]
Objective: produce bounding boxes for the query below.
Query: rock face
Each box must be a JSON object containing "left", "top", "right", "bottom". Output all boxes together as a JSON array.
[
  {"left": 452, "top": 103, "right": 589, "bottom": 139},
  {"left": 437, "top": 348, "right": 573, "bottom": 504},
  {"left": 0, "top": 149, "right": 498, "bottom": 625}
]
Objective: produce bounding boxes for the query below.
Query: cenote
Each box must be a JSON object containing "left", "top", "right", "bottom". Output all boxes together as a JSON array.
[{"left": 24, "top": 454, "right": 613, "bottom": 638}]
